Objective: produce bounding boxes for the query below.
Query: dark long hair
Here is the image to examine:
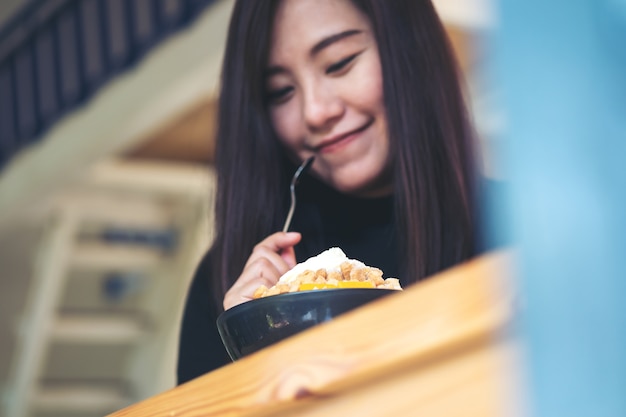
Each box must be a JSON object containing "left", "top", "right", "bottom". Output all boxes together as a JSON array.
[{"left": 210, "top": 0, "right": 478, "bottom": 309}]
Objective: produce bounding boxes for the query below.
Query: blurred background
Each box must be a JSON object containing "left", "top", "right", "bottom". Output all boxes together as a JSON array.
[
  {"left": 2, "top": 0, "right": 624, "bottom": 416},
  {"left": 0, "top": 1, "right": 231, "bottom": 416}
]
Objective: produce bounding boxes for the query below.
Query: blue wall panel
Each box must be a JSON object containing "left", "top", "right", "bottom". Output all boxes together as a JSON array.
[{"left": 493, "top": 1, "right": 626, "bottom": 415}]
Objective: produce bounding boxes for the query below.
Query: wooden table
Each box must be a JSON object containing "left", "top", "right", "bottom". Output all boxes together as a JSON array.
[{"left": 108, "top": 251, "right": 518, "bottom": 416}]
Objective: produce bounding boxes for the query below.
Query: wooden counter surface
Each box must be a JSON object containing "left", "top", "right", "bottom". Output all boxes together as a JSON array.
[{"left": 108, "top": 251, "right": 517, "bottom": 417}]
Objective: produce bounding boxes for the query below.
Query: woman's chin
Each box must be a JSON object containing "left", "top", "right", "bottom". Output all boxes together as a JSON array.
[{"left": 327, "top": 178, "right": 393, "bottom": 199}]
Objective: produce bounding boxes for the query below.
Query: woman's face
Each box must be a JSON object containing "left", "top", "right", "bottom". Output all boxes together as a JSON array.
[{"left": 266, "top": 0, "right": 391, "bottom": 198}]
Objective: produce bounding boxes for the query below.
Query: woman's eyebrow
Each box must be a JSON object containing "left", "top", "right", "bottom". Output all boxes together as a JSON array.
[
  {"left": 265, "top": 29, "right": 364, "bottom": 78},
  {"left": 265, "top": 66, "right": 286, "bottom": 77},
  {"left": 310, "top": 29, "right": 363, "bottom": 56}
]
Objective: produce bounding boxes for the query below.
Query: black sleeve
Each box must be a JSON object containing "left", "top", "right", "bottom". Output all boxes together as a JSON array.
[{"left": 177, "top": 251, "right": 232, "bottom": 385}]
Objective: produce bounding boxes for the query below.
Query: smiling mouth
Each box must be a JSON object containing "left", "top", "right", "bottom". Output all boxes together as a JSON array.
[{"left": 314, "top": 119, "right": 374, "bottom": 153}]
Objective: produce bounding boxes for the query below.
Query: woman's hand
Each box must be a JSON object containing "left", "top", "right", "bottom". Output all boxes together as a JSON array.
[{"left": 223, "top": 232, "right": 301, "bottom": 310}]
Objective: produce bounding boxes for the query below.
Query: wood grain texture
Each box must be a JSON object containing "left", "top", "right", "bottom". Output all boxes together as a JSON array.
[{"left": 108, "top": 250, "right": 516, "bottom": 417}]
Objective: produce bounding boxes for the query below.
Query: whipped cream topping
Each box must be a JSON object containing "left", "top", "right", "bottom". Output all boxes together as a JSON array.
[{"left": 277, "top": 247, "right": 366, "bottom": 284}]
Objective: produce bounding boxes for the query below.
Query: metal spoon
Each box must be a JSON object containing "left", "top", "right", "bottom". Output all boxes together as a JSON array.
[{"left": 282, "top": 156, "right": 315, "bottom": 233}]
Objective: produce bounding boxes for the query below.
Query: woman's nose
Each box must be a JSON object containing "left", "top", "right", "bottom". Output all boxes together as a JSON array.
[{"left": 302, "top": 85, "right": 344, "bottom": 132}]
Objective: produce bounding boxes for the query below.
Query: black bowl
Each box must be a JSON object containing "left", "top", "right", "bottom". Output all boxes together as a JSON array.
[{"left": 217, "top": 288, "right": 397, "bottom": 360}]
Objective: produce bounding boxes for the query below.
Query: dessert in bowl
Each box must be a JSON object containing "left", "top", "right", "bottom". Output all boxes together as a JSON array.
[{"left": 217, "top": 248, "right": 402, "bottom": 360}]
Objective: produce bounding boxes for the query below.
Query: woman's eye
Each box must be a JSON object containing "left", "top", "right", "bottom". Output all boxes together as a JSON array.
[
  {"left": 266, "top": 86, "right": 293, "bottom": 104},
  {"left": 326, "top": 53, "right": 359, "bottom": 74}
]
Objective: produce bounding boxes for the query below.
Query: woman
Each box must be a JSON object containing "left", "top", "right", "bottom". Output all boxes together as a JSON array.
[{"left": 178, "top": 0, "right": 480, "bottom": 384}]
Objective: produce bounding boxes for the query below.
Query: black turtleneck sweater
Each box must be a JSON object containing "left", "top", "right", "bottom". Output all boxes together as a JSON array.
[{"left": 176, "top": 176, "right": 399, "bottom": 385}]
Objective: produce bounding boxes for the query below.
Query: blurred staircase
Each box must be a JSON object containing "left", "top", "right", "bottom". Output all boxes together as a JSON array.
[
  {"left": 0, "top": 0, "right": 222, "bottom": 169},
  {"left": 2, "top": 159, "right": 215, "bottom": 417},
  {"left": 0, "top": 0, "right": 230, "bottom": 415}
]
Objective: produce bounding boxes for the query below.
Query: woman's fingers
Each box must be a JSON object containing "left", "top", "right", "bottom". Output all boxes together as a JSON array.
[
  {"left": 224, "top": 258, "right": 283, "bottom": 310},
  {"left": 280, "top": 245, "right": 297, "bottom": 269},
  {"left": 245, "top": 232, "right": 300, "bottom": 268},
  {"left": 224, "top": 232, "right": 301, "bottom": 310}
]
